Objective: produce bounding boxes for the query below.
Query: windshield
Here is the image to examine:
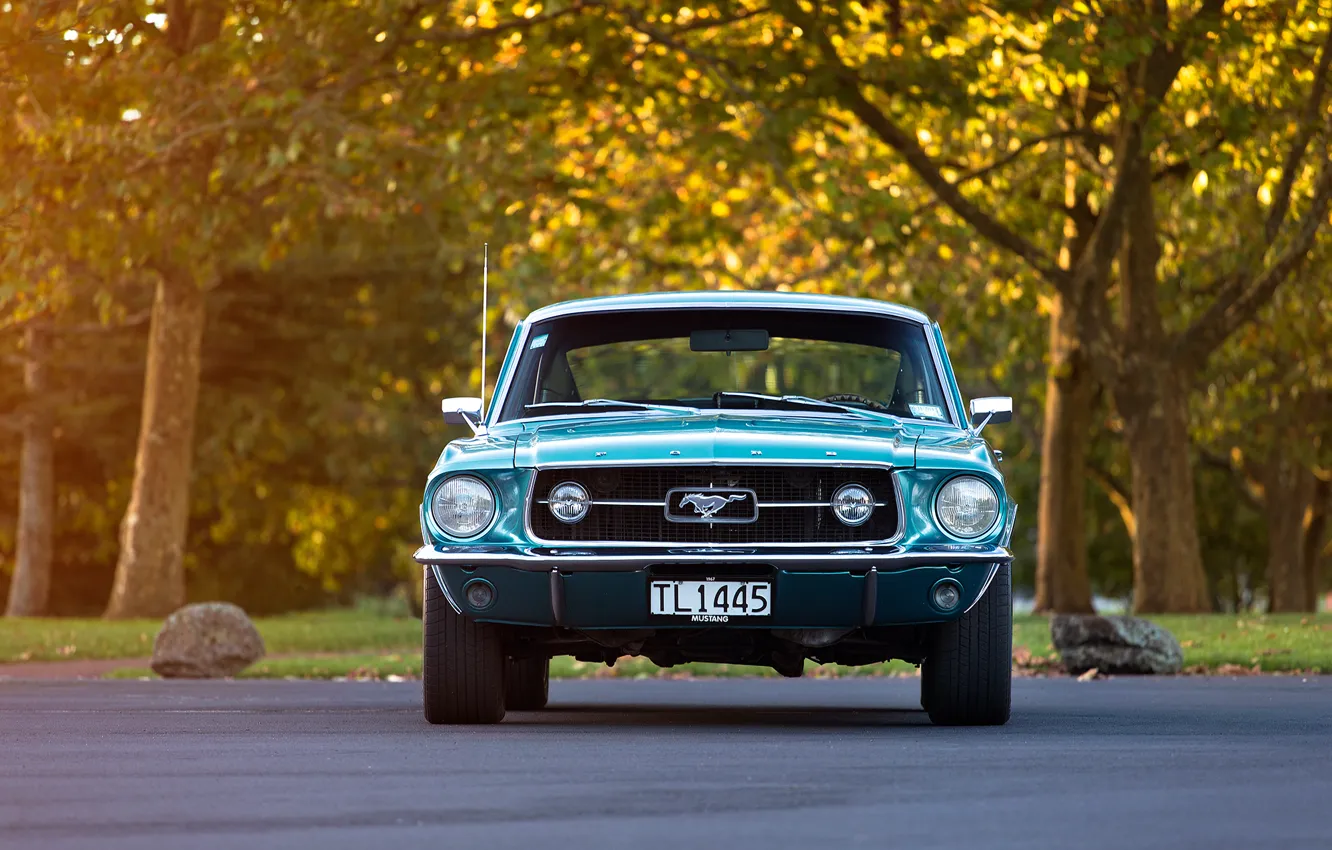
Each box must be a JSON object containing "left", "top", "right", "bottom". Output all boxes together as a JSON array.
[{"left": 496, "top": 307, "right": 952, "bottom": 424}]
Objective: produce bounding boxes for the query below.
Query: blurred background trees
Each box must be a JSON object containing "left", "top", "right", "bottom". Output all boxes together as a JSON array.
[{"left": 1, "top": 0, "right": 1329, "bottom": 616}]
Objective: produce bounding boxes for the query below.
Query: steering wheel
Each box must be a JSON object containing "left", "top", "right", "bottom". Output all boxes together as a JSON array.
[{"left": 821, "top": 392, "right": 889, "bottom": 411}]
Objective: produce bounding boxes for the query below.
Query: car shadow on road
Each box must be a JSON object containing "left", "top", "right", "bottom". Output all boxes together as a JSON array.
[{"left": 505, "top": 704, "right": 934, "bottom": 728}]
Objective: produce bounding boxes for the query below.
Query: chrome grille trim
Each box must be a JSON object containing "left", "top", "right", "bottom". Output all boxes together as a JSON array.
[{"left": 526, "top": 465, "right": 904, "bottom": 546}]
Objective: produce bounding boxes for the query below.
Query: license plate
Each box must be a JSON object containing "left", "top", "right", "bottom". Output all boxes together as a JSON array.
[{"left": 649, "top": 580, "right": 771, "bottom": 622}]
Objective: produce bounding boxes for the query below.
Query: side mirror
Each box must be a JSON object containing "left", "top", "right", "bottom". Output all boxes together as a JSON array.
[
  {"left": 441, "top": 397, "right": 484, "bottom": 434},
  {"left": 969, "top": 397, "right": 1012, "bottom": 433}
]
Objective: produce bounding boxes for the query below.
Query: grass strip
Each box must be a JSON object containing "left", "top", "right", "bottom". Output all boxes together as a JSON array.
[
  {"left": 0, "top": 610, "right": 420, "bottom": 664},
  {"left": 7, "top": 611, "right": 1326, "bottom": 673}
]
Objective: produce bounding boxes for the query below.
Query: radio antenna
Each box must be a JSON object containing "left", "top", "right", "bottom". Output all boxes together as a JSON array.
[{"left": 480, "top": 243, "right": 488, "bottom": 418}]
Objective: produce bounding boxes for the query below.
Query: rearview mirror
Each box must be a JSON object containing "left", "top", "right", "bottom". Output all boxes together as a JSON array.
[
  {"left": 969, "top": 397, "right": 1012, "bottom": 433},
  {"left": 442, "top": 397, "right": 484, "bottom": 434},
  {"left": 690, "top": 329, "right": 769, "bottom": 353}
]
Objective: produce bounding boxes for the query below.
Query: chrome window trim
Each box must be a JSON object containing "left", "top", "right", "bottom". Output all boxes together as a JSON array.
[
  {"left": 523, "top": 465, "right": 908, "bottom": 548},
  {"left": 924, "top": 322, "right": 963, "bottom": 428},
  {"left": 487, "top": 299, "right": 957, "bottom": 428},
  {"left": 524, "top": 295, "right": 931, "bottom": 325}
]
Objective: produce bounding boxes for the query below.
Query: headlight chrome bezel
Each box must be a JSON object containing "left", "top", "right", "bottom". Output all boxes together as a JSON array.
[
  {"left": 934, "top": 475, "right": 1002, "bottom": 540},
  {"left": 830, "top": 483, "right": 875, "bottom": 527},
  {"left": 430, "top": 474, "right": 497, "bottom": 539},
  {"left": 548, "top": 480, "right": 591, "bottom": 524}
]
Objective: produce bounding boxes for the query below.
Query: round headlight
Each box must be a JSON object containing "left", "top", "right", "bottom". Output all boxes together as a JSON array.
[
  {"left": 935, "top": 476, "right": 1000, "bottom": 539},
  {"left": 831, "top": 483, "right": 874, "bottom": 526},
  {"left": 549, "top": 481, "right": 590, "bottom": 524},
  {"left": 431, "top": 475, "right": 496, "bottom": 538}
]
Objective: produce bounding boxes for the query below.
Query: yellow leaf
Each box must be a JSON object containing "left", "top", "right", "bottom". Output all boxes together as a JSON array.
[{"left": 711, "top": 200, "right": 731, "bottom": 217}]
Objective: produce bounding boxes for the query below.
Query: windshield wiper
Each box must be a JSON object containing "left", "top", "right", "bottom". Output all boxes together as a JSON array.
[
  {"left": 712, "top": 391, "right": 894, "bottom": 419},
  {"left": 525, "top": 399, "right": 699, "bottom": 415}
]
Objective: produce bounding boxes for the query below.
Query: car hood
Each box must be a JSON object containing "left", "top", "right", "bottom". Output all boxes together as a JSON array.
[{"left": 511, "top": 412, "right": 916, "bottom": 468}]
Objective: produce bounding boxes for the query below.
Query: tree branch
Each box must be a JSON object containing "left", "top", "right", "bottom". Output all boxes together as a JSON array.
[
  {"left": 910, "top": 130, "right": 1088, "bottom": 220},
  {"left": 618, "top": 6, "right": 870, "bottom": 248},
  {"left": 419, "top": 1, "right": 606, "bottom": 45},
  {"left": 53, "top": 309, "right": 152, "bottom": 335},
  {"left": 1087, "top": 457, "right": 1136, "bottom": 543},
  {"left": 1177, "top": 146, "right": 1332, "bottom": 370},
  {"left": 780, "top": 1, "right": 1070, "bottom": 290},
  {"left": 1264, "top": 27, "right": 1332, "bottom": 245},
  {"left": 668, "top": 5, "right": 771, "bottom": 34},
  {"left": 1175, "top": 29, "right": 1332, "bottom": 369},
  {"left": 957, "top": 130, "right": 1084, "bottom": 186},
  {"left": 1199, "top": 448, "right": 1264, "bottom": 508}
]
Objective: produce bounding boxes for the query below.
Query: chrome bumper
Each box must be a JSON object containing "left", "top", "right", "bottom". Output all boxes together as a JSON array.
[{"left": 413, "top": 543, "right": 1012, "bottom": 572}]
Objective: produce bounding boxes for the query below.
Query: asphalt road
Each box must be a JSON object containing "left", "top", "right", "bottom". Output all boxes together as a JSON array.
[{"left": 2, "top": 677, "right": 1329, "bottom": 850}]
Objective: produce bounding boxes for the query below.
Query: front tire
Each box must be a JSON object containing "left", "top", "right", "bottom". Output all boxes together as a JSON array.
[
  {"left": 921, "top": 564, "right": 1012, "bottom": 726},
  {"left": 423, "top": 568, "right": 507, "bottom": 724},
  {"left": 505, "top": 657, "right": 550, "bottom": 711}
]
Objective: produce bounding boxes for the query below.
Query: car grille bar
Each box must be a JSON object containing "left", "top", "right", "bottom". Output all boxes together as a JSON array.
[{"left": 528, "top": 466, "right": 899, "bottom": 544}]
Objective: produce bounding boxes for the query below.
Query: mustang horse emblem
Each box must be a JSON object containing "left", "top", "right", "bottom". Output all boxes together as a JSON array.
[{"left": 678, "top": 492, "right": 747, "bottom": 519}]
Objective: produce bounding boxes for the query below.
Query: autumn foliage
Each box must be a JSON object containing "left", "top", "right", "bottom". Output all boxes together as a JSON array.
[{"left": 1, "top": 0, "right": 1330, "bottom": 616}]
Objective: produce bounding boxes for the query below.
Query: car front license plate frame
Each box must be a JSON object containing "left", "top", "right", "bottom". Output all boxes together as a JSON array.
[{"left": 648, "top": 578, "right": 772, "bottom": 623}]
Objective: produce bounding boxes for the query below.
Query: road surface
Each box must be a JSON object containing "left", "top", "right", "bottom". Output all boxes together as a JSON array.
[{"left": 2, "top": 676, "right": 1328, "bottom": 849}]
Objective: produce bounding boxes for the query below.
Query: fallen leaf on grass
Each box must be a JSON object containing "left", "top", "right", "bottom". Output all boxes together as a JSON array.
[
  {"left": 1011, "top": 646, "right": 1066, "bottom": 677},
  {"left": 1215, "top": 663, "right": 1263, "bottom": 676}
]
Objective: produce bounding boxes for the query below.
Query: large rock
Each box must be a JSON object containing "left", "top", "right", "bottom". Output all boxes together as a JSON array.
[
  {"left": 151, "top": 602, "right": 265, "bottom": 679},
  {"left": 1050, "top": 614, "right": 1183, "bottom": 675}
]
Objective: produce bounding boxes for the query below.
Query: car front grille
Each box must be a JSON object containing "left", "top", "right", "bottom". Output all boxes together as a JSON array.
[{"left": 528, "top": 466, "right": 899, "bottom": 544}]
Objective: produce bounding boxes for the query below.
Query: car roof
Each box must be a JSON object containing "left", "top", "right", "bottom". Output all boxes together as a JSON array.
[{"left": 523, "top": 290, "right": 932, "bottom": 325}]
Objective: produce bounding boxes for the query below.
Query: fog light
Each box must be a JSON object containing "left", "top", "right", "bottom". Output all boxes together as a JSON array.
[
  {"left": 464, "top": 579, "right": 495, "bottom": 610},
  {"left": 932, "top": 579, "right": 962, "bottom": 611},
  {"left": 830, "top": 483, "right": 874, "bottom": 526},
  {"left": 549, "top": 481, "right": 591, "bottom": 524}
]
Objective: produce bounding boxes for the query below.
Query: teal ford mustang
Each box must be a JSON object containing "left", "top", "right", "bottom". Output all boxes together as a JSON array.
[{"left": 415, "top": 291, "right": 1016, "bottom": 725}]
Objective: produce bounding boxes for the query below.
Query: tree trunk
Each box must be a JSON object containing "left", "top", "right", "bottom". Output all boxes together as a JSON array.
[
  {"left": 5, "top": 321, "right": 55, "bottom": 617},
  {"left": 1263, "top": 458, "right": 1316, "bottom": 613},
  {"left": 1033, "top": 292, "right": 1095, "bottom": 613},
  {"left": 1121, "top": 371, "right": 1212, "bottom": 613},
  {"left": 104, "top": 278, "right": 207, "bottom": 619},
  {"left": 1301, "top": 476, "right": 1329, "bottom": 611},
  {"left": 1113, "top": 148, "right": 1211, "bottom": 614}
]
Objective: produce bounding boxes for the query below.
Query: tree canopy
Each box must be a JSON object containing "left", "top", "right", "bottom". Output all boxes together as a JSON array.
[{"left": 2, "top": 0, "right": 1329, "bottom": 616}]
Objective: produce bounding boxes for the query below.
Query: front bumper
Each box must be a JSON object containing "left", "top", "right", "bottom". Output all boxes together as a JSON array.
[{"left": 414, "top": 544, "right": 1010, "bottom": 629}]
